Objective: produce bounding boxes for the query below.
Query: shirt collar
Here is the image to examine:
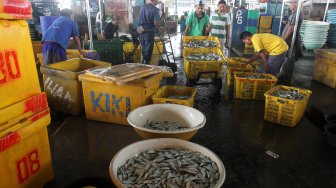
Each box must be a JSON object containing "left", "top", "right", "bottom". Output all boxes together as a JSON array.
[
  {"left": 194, "top": 11, "right": 205, "bottom": 18},
  {"left": 215, "top": 10, "right": 225, "bottom": 16}
]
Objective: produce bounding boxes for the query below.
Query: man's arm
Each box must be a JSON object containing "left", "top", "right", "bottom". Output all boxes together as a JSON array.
[
  {"left": 185, "top": 13, "right": 192, "bottom": 36},
  {"left": 247, "top": 53, "right": 259, "bottom": 64},
  {"left": 184, "top": 25, "right": 190, "bottom": 36},
  {"left": 74, "top": 36, "right": 85, "bottom": 56},
  {"left": 282, "top": 25, "right": 294, "bottom": 41},
  {"left": 259, "top": 50, "right": 268, "bottom": 72},
  {"left": 207, "top": 14, "right": 213, "bottom": 34},
  {"left": 154, "top": 9, "right": 160, "bottom": 26},
  {"left": 225, "top": 25, "right": 230, "bottom": 47},
  {"left": 207, "top": 23, "right": 213, "bottom": 34},
  {"left": 204, "top": 16, "right": 211, "bottom": 36}
]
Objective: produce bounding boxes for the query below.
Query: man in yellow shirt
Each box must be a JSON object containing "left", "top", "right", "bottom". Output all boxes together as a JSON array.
[{"left": 240, "top": 31, "right": 288, "bottom": 76}]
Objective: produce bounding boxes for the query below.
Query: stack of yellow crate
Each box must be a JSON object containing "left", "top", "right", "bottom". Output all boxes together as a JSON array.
[
  {"left": 123, "top": 42, "right": 142, "bottom": 63},
  {"left": 151, "top": 41, "right": 164, "bottom": 65},
  {"left": 224, "top": 57, "right": 257, "bottom": 87},
  {"left": 0, "top": 1, "right": 54, "bottom": 187},
  {"left": 182, "top": 36, "right": 224, "bottom": 87}
]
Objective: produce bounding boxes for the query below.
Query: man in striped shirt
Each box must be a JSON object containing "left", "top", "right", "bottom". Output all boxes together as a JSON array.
[{"left": 208, "top": 0, "right": 231, "bottom": 47}]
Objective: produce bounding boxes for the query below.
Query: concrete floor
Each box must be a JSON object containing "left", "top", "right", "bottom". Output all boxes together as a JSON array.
[{"left": 44, "top": 36, "right": 336, "bottom": 187}]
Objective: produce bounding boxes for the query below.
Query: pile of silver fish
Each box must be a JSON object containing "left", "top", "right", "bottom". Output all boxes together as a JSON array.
[
  {"left": 186, "top": 53, "right": 223, "bottom": 61},
  {"left": 167, "top": 95, "right": 191, "bottom": 100},
  {"left": 117, "top": 148, "right": 220, "bottom": 188},
  {"left": 184, "top": 40, "right": 218, "bottom": 48},
  {"left": 237, "top": 74, "right": 268, "bottom": 79},
  {"left": 144, "top": 120, "right": 187, "bottom": 131},
  {"left": 272, "top": 89, "right": 305, "bottom": 100}
]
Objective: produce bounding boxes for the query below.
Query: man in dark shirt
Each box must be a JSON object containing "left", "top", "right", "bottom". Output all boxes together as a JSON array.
[
  {"left": 42, "top": 9, "right": 84, "bottom": 65},
  {"left": 138, "top": 0, "right": 160, "bottom": 64},
  {"left": 281, "top": 0, "right": 303, "bottom": 60},
  {"left": 104, "top": 16, "right": 119, "bottom": 39}
]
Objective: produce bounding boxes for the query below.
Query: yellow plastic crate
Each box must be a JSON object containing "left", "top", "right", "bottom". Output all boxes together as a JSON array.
[
  {"left": 123, "top": 43, "right": 160, "bottom": 63},
  {"left": 134, "top": 48, "right": 142, "bottom": 63},
  {"left": 125, "top": 49, "right": 142, "bottom": 63},
  {"left": 313, "top": 49, "right": 336, "bottom": 88},
  {"left": 183, "top": 48, "right": 224, "bottom": 79},
  {"left": 152, "top": 85, "right": 197, "bottom": 107},
  {"left": 123, "top": 42, "right": 136, "bottom": 53},
  {"left": 37, "top": 50, "right": 96, "bottom": 66},
  {"left": 234, "top": 72, "right": 278, "bottom": 100},
  {"left": 0, "top": 20, "right": 41, "bottom": 109},
  {"left": 183, "top": 36, "right": 222, "bottom": 49},
  {"left": 226, "top": 63, "right": 255, "bottom": 86},
  {"left": 259, "top": 16, "right": 273, "bottom": 29},
  {"left": 224, "top": 57, "right": 259, "bottom": 65},
  {"left": 40, "top": 58, "right": 110, "bottom": 115},
  {"left": 0, "top": 92, "right": 48, "bottom": 127},
  {"left": 0, "top": 0, "right": 32, "bottom": 19},
  {"left": 0, "top": 108, "right": 53, "bottom": 188},
  {"left": 258, "top": 28, "right": 272, "bottom": 33},
  {"left": 264, "top": 85, "right": 312, "bottom": 127},
  {"left": 150, "top": 54, "right": 161, "bottom": 65},
  {"left": 79, "top": 73, "right": 163, "bottom": 125},
  {"left": 153, "top": 41, "right": 164, "bottom": 55}
]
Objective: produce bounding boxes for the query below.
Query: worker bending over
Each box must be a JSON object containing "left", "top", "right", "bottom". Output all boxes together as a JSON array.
[{"left": 240, "top": 31, "right": 288, "bottom": 77}]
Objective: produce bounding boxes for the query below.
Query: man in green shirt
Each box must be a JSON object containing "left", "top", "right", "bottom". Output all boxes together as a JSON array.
[{"left": 184, "top": 1, "right": 210, "bottom": 36}]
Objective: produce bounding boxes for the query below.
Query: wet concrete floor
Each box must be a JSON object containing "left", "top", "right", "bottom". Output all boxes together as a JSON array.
[{"left": 44, "top": 36, "right": 336, "bottom": 188}]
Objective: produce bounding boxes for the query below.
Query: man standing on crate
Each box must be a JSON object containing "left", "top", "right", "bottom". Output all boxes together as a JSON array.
[
  {"left": 240, "top": 31, "right": 288, "bottom": 77},
  {"left": 184, "top": 1, "right": 210, "bottom": 36},
  {"left": 281, "top": 0, "right": 303, "bottom": 61},
  {"left": 208, "top": 0, "right": 231, "bottom": 47},
  {"left": 42, "top": 9, "right": 85, "bottom": 65},
  {"left": 137, "top": 0, "right": 160, "bottom": 64}
]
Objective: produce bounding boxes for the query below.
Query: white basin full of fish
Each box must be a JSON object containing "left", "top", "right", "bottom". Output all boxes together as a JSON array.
[{"left": 109, "top": 138, "right": 226, "bottom": 188}]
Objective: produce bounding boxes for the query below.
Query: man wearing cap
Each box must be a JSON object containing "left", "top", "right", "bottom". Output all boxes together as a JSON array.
[
  {"left": 184, "top": 1, "right": 210, "bottom": 36},
  {"left": 281, "top": 0, "right": 303, "bottom": 60},
  {"left": 240, "top": 31, "right": 288, "bottom": 77},
  {"left": 42, "top": 9, "right": 84, "bottom": 65},
  {"left": 138, "top": 0, "right": 160, "bottom": 64}
]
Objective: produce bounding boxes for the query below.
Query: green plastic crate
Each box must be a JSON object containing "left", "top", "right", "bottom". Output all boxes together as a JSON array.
[
  {"left": 93, "top": 39, "right": 124, "bottom": 65},
  {"left": 247, "top": 10, "right": 260, "bottom": 19},
  {"left": 246, "top": 26, "right": 258, "bottom": 34}
]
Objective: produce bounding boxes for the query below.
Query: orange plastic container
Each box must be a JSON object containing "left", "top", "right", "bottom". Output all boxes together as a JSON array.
[
  {"left": 0, "top": 20, "right": 41, "bottom": 109},
  {"left": 0, "top": 108, "right": 54, "bottom": 188},
  {"left": 0, "top": 0, "right": 32, "bottom": 19}
]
